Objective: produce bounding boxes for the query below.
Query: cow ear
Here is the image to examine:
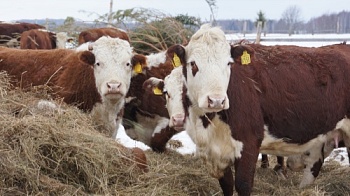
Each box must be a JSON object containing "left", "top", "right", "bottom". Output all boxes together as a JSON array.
[
  {"left": 79, "top": 51, "right": 95, "bottom": 65},
  {"left": 167, "top": 44, "right": 186, "bottom": 68},
  {"left": 131, "top": 54, "right": 147, "bottom": 74},
  {"left": 231, "top": 44, "right": 254, "bottom": 65},
  {"left": 142, "top": 77, "right": 165, "bottom": 96}
]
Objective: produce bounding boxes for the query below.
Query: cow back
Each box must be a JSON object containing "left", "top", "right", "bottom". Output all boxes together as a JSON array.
[
  {"left": 78, "top": 27, "right": 129, "bottom": 45},
  {"left": 20, "top": 29, "right": 56, "bottom": 49}
]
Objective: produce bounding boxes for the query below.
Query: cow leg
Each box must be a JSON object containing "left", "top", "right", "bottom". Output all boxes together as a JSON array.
[
  {"left": 273, "top": 156, "right": 287, "bottom": 179},
  {"left": 234, "top": 149, "right": 259, "bottom": 196},
  {"left": 260, "top": 154, "right": 269, "bottom": 168},
  {"left": 299, "top": 143, "right": 325, "bottom": 188},
  {"left": 218, "top": 166, "right": 234, "bottom": 196},
  {"left": 150, "top": 126, "right": 177, "bottom": 153}
]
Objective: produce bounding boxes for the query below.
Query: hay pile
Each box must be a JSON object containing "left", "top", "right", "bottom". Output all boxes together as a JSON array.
[{"left": 1, "top": 71, "right": 349, "bottom": 196}]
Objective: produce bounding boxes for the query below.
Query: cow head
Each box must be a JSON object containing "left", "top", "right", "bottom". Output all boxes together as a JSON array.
[
  {"left": 183, "top": 24, "right": 233, "bottom": 113},
  {"left": 143, "top": 67, "right": 185, "bottom": 131},
  {"left": 87, "top": 36, "right": 136, "bottom": 105}
]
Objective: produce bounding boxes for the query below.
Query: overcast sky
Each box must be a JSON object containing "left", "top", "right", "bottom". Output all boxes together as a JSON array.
[{"left": 1, "top": 0, "right": 349, "bottom": 22}]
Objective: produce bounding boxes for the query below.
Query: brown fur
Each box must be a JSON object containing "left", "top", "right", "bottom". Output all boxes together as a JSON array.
[
  {"left": 0, "top": 47, "right": 99, "bottom": 111},
  {"left": 0, "top": 22, "right": 45, "bottom": 44},
  {"left": 20, "top": 29, "right": 57, "bottom": 49},
  {"left": 222, "top": 43, "right": 350, "bottom": 195},
  {"left": 78, "top": 27, "right": 130, "bottom": 45}
]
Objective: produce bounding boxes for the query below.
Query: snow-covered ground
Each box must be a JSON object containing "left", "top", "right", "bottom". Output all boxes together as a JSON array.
[{"left": 116, "top": 33, "right": 350, "bottom": 166}]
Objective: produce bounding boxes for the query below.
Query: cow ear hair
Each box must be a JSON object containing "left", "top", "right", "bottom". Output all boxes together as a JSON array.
[
  {"left": 79, "top": 51, "right": 95, "bottom": 65},
  {"left": 230, "top": 44, "right": 254, "bottom": 65},
  {"left": 142, "top": 77, "right": 165, "bottom": 95},
  {"left": 167, "top": 44, "right": 186, "bottom": 67}
]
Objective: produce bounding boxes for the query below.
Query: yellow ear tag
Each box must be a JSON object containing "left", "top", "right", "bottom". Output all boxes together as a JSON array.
[
  {"left": 153, "top": 87, "right": 163, "bottom": 95},
  {"left": 241, "top": 50, "right": 251, "bottom": 65},
  {"left": 172, "top": 53, "right": 181, "bottom": 68},
  {"left": 133, "top": 63, "right": 142, "bottom": 74}
]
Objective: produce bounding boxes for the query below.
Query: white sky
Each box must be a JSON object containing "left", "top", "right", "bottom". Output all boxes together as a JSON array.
[{"left": 1, "top": 0, "right": 349, "bottom": 22}]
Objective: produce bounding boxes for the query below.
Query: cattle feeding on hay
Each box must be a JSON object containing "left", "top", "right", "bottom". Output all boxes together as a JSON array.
[
  {"left": 145, "top": 24, "right": 350, "bottom": 196},
  {"left": 0, "top": 36, "right": 146, "bottom": 138},
  {"left": 78, "top": 27, "right": 130, "bottom": 45},
  {"left": 20, "top": 29, "right": 68, "bottom": 49},
  {"left": 122, "top": 44, "right": 186, "bottom": 152}
]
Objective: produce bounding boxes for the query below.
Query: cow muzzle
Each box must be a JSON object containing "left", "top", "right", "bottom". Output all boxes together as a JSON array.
[
  {"left": 171, "top": 113, "right": 185, "bottom": 131},
  {"left": 207, "top": 95, "right": 226, "bottom": 109},
  {"left": 107, "top": 81, "right": 122, "bottom": 94}
]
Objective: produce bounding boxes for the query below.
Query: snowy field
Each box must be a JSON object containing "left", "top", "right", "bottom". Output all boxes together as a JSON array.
[{"left": 116, "top": 33, "right": 350, "bottom": 166}]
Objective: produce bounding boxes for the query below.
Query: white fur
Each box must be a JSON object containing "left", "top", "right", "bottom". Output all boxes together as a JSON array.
[
  {"left": 87, "top": 36, "right": 134, "bottom": 137},
  {"left": 184, "top": 24, "right": 232, "bottom": 113},
  {"left": 145, "top": 50, "right": 167, "bottom": 69},
  {"left": 55, "top": 32, "right": 68, "bottom": 49},
  {"left": 163, "top": 67, "right": 185, "bottom": 127}
]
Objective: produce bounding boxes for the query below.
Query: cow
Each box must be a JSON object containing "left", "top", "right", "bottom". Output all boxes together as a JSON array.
[
  {"left": 0, "top": 22, "right": 45, "bottom": 47},
  {"left": 0, "top": 36, "right": 145, "bottom": 138},
  {"left": 78, "top": 27, "right": 130, "bottom": 45},
  {"left": 145, "top": 24, "right": 350, "bottom": 195},
  {"left": 122, "top": 44, "right": 186, "bottom": 152},
  {"left": 20, "top": 29, "right": 68, "bottom": 49}
]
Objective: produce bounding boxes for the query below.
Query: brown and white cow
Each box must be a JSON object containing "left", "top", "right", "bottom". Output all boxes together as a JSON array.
[
  {"left": 0, "top": 36, "right": 144, "bottom": 138},
  {"left": 208, "top": 43, "right": 350, "bottom": 195},
  {"left": 78, "top": 27, "right": 130, "bottom": 45},
  {"left": 20, "top": 29, "right": 67, "bottom": 49},
  {"left": 122, "top": 45, "right": 186, "bottom": 152},
  {"left": 147, "top": 25, "right": 350, "bottom": 195}
]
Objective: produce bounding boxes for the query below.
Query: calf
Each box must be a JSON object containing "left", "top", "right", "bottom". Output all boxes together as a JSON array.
[
  {"left": 78, "top": 27, "right": 129, "bottom": 45},
  {"left": 20, "top": 29, "right": 67, "bottom": 49},
  {"left": 123, "top": 45, "right": 186, "bottom": 152},
  {"left": 0, "top": 36, "right": 144, "bottom": 138}
]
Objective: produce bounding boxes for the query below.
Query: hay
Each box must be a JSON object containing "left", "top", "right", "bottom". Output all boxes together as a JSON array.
[{"left": 1, "top": 72, "right": 349, "bottom": 195}]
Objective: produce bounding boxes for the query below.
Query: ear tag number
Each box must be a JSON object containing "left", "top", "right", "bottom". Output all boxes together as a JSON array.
[
  {"left": 153, "top": 87, "right": 163, "bottom": 95},
  {"left": 241, "top": 50, "right": 251, "bottom": 65}
]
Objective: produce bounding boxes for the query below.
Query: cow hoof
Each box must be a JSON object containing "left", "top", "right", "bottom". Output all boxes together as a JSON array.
[
  {"left": 273, "top": 164, "right": 288, "bottom": 180},
  {"left": 131, "top": 147, "right": 148, "bottom": 172}
]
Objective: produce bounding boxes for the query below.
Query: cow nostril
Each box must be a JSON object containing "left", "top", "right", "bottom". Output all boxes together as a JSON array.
[{"left": 221, "top": 98, "right": 225, "bottom": 105}]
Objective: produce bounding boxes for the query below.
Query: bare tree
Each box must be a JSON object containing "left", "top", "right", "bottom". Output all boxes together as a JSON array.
[
  {"left": 281, "top": 5, "right": 302, "bottom": 36},
  {"left": 205, "top": 0, "right": 217, "bottom": 25}
]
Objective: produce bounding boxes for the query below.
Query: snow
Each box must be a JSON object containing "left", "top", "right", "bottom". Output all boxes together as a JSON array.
[{"left": 117, "top": 33, "right": 350, "bottom": 166}]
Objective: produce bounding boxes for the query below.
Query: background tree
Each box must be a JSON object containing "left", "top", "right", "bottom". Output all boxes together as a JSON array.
[
  {"left": 205, "top": 0, "right": 217, "bottom": 25},
  {"left": 281, "top": 5, "right": 302, "bottom": 36},
  {"left": 112, "top": 8, "right": 200, "bottom": 54}
]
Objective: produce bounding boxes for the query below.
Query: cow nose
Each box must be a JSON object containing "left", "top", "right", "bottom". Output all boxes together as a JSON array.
[
  {"left": 107, "top": 82, "right": 121, "bottom": 93},
  {"left": 208, "top": 95, "right": 226, "bottom": 109},
  {"left": 172, "top": 114, "right": 185, "bottom": 127}
]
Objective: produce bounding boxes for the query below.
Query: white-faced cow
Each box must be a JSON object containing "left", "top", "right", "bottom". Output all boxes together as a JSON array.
[
  {"left": 122, "top": 45, "right": 186, "bottom": 152},
  {"left": 20, "top": 29, "right": 67, "bottom": 49},
  {"left": 147, "top": 24, "right": 350, "bottom": 195},
  {"left": 78, "top": 27, "right": 130, "bottom": 45},
  {"left": 0, "top": 36, "right": 144, "bottom": 138}
]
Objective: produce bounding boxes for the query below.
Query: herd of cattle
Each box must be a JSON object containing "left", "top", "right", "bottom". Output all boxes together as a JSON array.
[{"left": 1, "top": 22, "right": 350, "bottom": 196}]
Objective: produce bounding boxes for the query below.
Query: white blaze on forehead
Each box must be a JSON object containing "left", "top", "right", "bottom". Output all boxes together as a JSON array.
[
  {"left": 184, "top": 24, "right": 232, "bottom": 112},
  {"left": 163, "top": 67, "right": 184, "bottom": 122},
  {"left": 146, "top": 50, "right": 167, "bottom": 69},
  {"left": 91, "top": 36, "right": 133, "bottom": 101}
]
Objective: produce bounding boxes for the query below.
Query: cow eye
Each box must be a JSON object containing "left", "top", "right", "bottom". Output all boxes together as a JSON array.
[
  {"left": 190, "top": 61, "right": 198, "bottom": 76},
  {"left": 126, "top": 62, "right": 131, "bottom": 67},
  {"left": 95, "top": 62, "right": 100, "bottom": 66},
  {"left": 163, "top": 90, "right": 170, "bottom": 99}
]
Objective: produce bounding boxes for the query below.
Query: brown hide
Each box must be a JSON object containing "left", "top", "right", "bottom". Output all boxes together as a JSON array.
[
  {"left": 0, "top": 47, "right": 99, "bottom": 111},
  {"left": 223, "top": 43, "right": 350, "bottom": 195},
  {"left": 78, "top": 27, "right": 130, "bottom": 45},
  {"left": 20, "top": 29, "right": 57, "bottom": 49},
  {"left": 0, "top": 22, "right": 45, "bottom": 44}
]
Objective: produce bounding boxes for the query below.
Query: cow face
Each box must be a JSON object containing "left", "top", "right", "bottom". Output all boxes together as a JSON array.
[
  {"left": 143, "top": 67, "right": 185, "bottom": 131},
  {"left": 88, "top": 36, "right": 134, "bottom": 104},
  {"left": 183, "top": 24, "right": 232, "bottom": 113}
]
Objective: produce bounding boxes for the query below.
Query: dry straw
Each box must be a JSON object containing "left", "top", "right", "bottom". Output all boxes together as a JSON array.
[{"left": 0, "top": 71, "right": 349, "bottom": 195}]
